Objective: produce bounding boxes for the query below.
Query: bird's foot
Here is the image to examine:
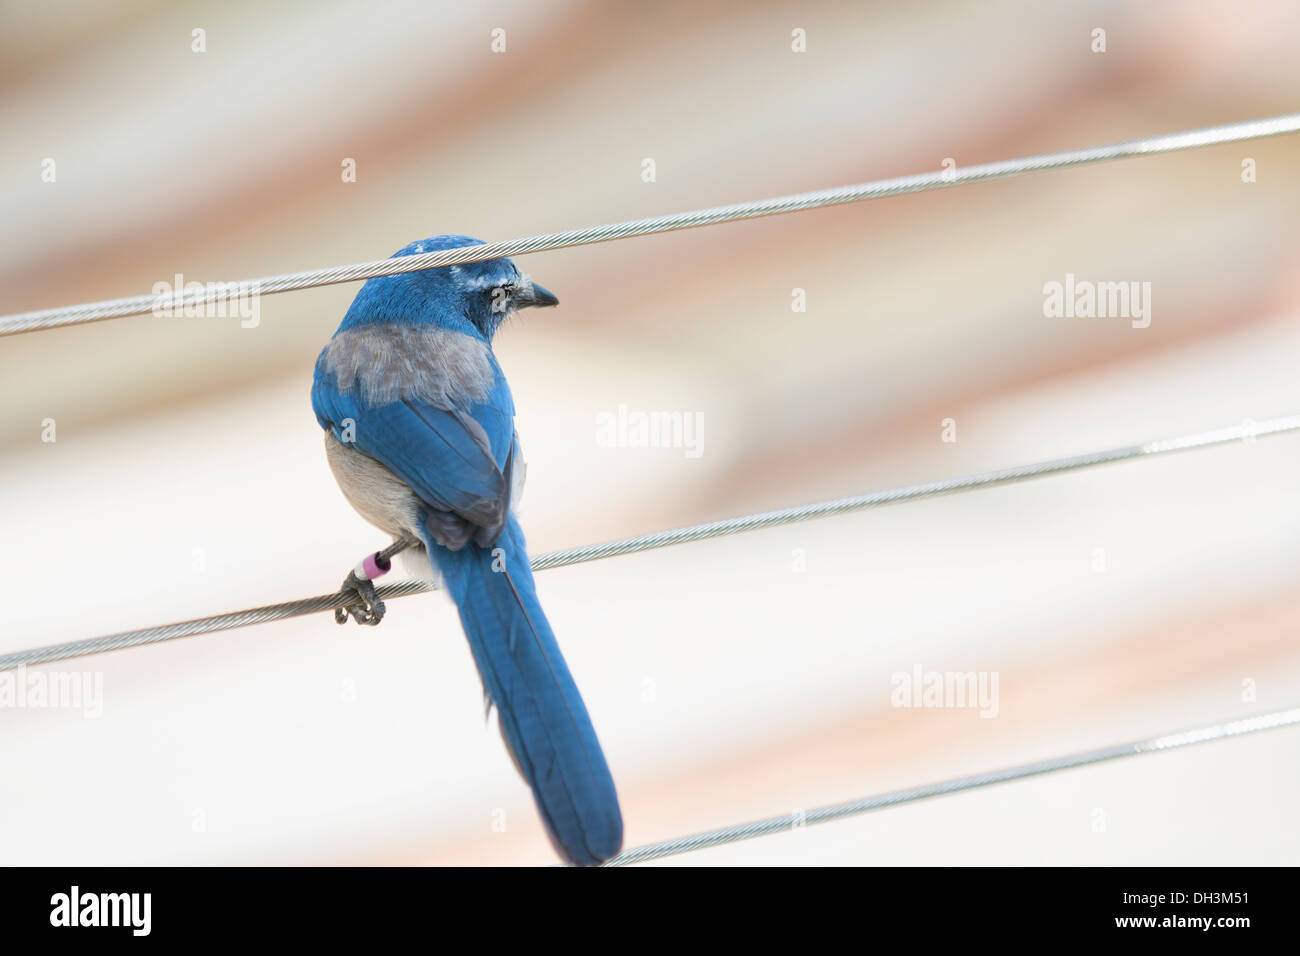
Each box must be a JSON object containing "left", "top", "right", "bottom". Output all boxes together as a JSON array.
[{"left": 334, "top": 552, "right": 392, "bottom": 626}]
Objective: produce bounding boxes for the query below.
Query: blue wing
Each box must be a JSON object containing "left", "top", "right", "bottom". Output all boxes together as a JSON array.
[
  {"left": 312, "top": 330, "right": 624, "bottom": 864},
  {"left": 312, "top": 346, "right": 517, "bottom": 540}
]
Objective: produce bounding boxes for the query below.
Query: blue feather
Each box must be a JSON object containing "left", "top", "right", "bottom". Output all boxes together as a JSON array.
[
  {"left": 429, "top": 516, "right": 622, "bottom": 865},
  {"left": 312, "top": 234, "right": 622, "bottom": 864}
]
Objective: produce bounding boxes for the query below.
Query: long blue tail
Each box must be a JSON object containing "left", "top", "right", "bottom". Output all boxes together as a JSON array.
[{"left": 428, "top": 515, "right": 623, "bottom": 865}]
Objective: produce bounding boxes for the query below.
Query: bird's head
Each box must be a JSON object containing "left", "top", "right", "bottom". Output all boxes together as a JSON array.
[{"left": 338, "top": 234, "right": 558, "bottom": 341}]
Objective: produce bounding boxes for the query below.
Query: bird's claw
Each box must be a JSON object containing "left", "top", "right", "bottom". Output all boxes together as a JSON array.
[{"left": 335, "top": 570, "right": 386, "bottom": 626}]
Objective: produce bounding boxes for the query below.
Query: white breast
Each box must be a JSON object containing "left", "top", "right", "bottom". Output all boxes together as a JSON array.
[{"left": 324, "top": 431, "right": 423, "bottom": 539}]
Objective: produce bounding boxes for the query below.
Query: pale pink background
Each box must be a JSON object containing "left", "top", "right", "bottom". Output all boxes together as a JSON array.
[{"left": 1, "top": 0, "right": 1298, "bottom": 864}]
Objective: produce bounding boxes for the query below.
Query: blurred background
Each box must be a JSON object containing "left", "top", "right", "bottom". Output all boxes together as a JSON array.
[{"left": 1, "top": 0, "right": 1298, "bottom": 865}]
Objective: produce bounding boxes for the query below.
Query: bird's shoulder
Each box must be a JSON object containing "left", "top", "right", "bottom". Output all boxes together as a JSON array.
[{"left": 314, "top": 322, "right": 508, "bottom": 413}]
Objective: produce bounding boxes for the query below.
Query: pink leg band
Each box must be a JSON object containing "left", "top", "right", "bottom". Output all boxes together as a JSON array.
[{"left": 355, "top": 551, "right": 392, "bottom": 581}]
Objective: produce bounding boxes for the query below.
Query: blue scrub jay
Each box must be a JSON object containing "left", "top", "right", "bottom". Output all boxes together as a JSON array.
[{"left": 311, "top": 235, "right": 622, "bottom": 866}]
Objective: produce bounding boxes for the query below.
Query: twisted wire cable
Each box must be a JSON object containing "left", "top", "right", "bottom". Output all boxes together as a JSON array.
[
  {"left": 1, "top": 414, "right": 1294, "bottom": 673},
  {"left": 2, "top": 112, "right": 1298, "bottom": 336},
  {"left": 601, "top": 706, "right": 1300, "bottom": 865}
]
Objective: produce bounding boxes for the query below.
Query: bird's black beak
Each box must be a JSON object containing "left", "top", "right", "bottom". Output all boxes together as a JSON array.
[{"left": 518, "top": 281, "right": 559, "bottom": 309}]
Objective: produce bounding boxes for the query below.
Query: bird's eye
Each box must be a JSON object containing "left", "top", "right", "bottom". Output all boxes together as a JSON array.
[{"left": 489, "top": 282, "right": 515, "bottom": 313}]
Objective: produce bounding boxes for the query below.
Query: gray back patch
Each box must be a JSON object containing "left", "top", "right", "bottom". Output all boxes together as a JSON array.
[{"left": 322, "top": 325, "right": 495, "bottom": 407}]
